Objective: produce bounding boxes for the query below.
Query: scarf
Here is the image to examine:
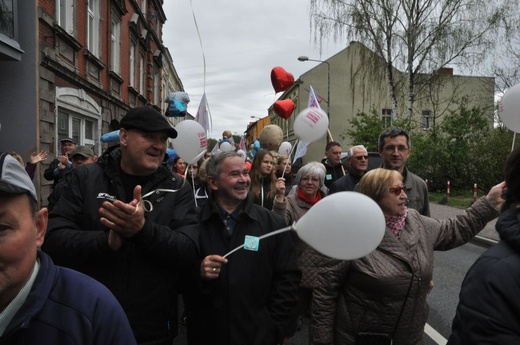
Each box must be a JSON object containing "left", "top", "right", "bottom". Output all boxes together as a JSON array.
[
  {"left": 297, "top": 187, "right": 322, "bottom": 205},
  {"left": 385, "top": 207, "right": 408, "bottom": 238}
]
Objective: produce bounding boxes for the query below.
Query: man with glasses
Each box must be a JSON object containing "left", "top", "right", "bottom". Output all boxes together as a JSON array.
[
  {"left": 328, "top": 145, "right": 368, "bottom": 194},
  {"left": 378, "top": 127, "right": 430, "bottom": 217}
]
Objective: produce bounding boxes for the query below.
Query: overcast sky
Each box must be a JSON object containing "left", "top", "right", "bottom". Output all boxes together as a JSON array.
[{"left": 162, "top": 1, "right": 346, "bottom": 139}]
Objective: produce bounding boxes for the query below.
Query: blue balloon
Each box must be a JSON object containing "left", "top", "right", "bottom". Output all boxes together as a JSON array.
[
  {"left": 166, "top": 148, "right": 177, "bottom": 165},
  {"left": 253, "top": 140, "right": 261, "bottom": 152},
  {"left": 165, "top": 100, "right": 187, "bottom": 117},
  {"left": 100, "top": 130, "right": 120, "bottom": 143}
]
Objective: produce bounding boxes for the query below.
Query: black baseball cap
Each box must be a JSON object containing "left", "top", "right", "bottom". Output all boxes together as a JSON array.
[{"left": 121, "top": 107, "right": 177, "bottom": 138}]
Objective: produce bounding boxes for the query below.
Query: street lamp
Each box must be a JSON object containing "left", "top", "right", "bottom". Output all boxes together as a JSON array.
[{"left": 298, "top": 56, "right": 331, "bottom": 142}]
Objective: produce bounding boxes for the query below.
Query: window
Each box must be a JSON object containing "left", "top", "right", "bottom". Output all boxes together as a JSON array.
[
  {"left": 56, "top": 0, "right": 74, "bottom": 35},
  {"left": 1, "top": 0, "right": 15, "bottom": 38},
  {"left": 153, "top": 65, "right": 160, "bottom": 105},
  {"left": 140, "top": 51, "right": 146, "bottom": 93},
  {"left": 141, "top": 0, "right": 146, "bottom": 16},
  {"left": 110, "top": 16, "right": 121, "bottom": 74},
  {"left": 422, "top": 110, "right": 432, "bottom": 129},
  {"left": 0, "top": 0, "right": 23, "bottom": 61},
  {"left": 87, "top": 0, "right": 100, "bottom": 57},
  {"left": 57, "top": 110, "right": 98, "bottom": 146},
  {"left": 129, "top": 41, "right": 136, "bottom": 86},
  {"left": 382, "top": 109, "right": 392, "bottom": 128}
]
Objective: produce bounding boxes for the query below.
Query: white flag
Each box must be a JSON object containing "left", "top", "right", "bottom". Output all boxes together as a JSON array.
[{"left": 195, "top": 93, "right": 210, "bottom": 133}]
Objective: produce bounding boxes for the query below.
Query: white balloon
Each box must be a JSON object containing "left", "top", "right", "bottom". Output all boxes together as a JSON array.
[
  {"left": 293, "top": 107, "right": 329, "bottom": 143},
  {"left": 499, "top": 83, "right": 520, "bottom": 133},
  {"left": 237, "top": 149, "right": 247, "bottom": 160},
  {"left": 220, "top": 141, "right": 234, "bottom": 152},
  {"left": 278, "top": 141, "right": 292, "bottom": 155},
  {"left": 171, "top": 120, "right": 208, "bottom": 164},
  {"left": 293, "top": 192, "right": 385, "bottom": 260}
]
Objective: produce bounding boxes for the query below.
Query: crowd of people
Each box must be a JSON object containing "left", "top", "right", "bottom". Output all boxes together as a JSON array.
[{"left": 1, "top": 105, "right": 517, "bottom": 345}]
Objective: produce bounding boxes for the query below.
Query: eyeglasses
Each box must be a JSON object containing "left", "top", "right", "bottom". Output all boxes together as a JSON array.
[
  {"left": 354, "top": 155, "right": 369, "bottom": 161},
  {"left": 388, "top": 186, "right": 406, "bottom": 196},
  {"left": 383, "top": 145, "right": 409, "bottom": 153}
]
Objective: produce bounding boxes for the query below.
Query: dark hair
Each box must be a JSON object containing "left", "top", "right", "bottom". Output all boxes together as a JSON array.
[
  {"left": 325, "top": 141, "right": 342, "bottom": 151},
  {"left": 502, "top": 146, "right": 520, "bottom": 212},
  {"left": 378, "top": 127, "right": 411, "bottom": 151},
  {"left": 249, "top": 150, "right": 276, "bottom": 201}
]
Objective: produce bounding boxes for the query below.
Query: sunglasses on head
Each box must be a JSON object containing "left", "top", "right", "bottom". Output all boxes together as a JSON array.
[{"left": 388, "top": 186, "right": 406, "bottom": 196}]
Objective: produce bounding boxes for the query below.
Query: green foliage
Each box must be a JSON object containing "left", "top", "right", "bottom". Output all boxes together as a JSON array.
[
  {"left": 346, "top": 99, "right": 518, "bottom": 192},
  {"left": 345, "top": 108, "right": 412, "bottom": 151},
  {"left": 344, "top": 109, "right": 383, "bottom": 151}
]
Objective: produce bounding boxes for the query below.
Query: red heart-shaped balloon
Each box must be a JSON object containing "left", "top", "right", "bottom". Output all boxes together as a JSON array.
[
  {"left": 271, "top": 67, "right": 295, "bottom": 93},
  {"left": 273, "top": 99, "right": 295, "bottom": 120}
]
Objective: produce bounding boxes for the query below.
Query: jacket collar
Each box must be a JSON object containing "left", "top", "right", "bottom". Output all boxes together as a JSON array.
[
  {"left": 201, "top": 193, "right": 260, "bottom": 223},
  {"left": 496, "top": 207, "right": 520, "bottom": 251}
]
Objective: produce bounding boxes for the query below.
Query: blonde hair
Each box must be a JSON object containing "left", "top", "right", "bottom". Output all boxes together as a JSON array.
[
  {"left": 7, "top": 151, "right": 24, "bottom": 166},
  {"left": 357, "top": 168, "right": 402, "bottom": 203}
]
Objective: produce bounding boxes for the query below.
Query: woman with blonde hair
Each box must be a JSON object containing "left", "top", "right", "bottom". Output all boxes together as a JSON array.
[{"left": 312, "top": 168, "right": 505, "bottom": 345}]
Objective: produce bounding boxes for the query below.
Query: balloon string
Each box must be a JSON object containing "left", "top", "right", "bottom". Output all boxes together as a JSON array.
[
  {"left": 189, "top": 0, "right": 206, "bottom": 92},
  {"left": 281, "top": 139, "right": 298, "bottom": 179},
  {"left": 222, "top": 225, "right": 293, "bottom": 258}
]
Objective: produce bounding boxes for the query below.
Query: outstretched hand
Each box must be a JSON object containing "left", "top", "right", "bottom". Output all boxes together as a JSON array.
[{"left": 30, "top": 150, "right": 48, "bottom": 164}]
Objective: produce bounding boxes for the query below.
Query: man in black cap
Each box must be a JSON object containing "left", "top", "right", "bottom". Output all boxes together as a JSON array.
[
  {"left": 0, "top": 152, "right": 137, "bottom": 345},
  {"left": 43, "top": 137, "right": 77, "bottom": 189},
  {"left": 43, "top": 107, "right": 199, "bottom": 345}
]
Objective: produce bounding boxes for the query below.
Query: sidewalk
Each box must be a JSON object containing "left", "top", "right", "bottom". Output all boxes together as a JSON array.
[{"left": 430, "top": 203, "right": 499, "bottom": 245}]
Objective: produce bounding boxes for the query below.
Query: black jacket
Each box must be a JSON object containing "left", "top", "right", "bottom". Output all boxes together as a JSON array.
[
  {"left": 328, "top": 171, "right": 363, "bottom": 194},
  {"left": 43, "top": 147, "right": 199, "bottom": 345},
  {"left": 321, "top": 158, "right": 345, "bottom": 189},
  {"left": 448, "top": 207, "right": 520, "bottom": 344},
  {"left": 185, "top": 194, "right": 300, "bottom": 345}
]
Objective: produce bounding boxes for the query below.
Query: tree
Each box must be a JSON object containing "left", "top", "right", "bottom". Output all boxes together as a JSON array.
[{"left": 310, "top": 0, "right": 519, "bottom": 120}]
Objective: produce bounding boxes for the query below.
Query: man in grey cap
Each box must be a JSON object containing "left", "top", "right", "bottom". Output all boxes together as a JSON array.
[
  {"left": 43, "top": 137, "right": 77, "bottom": 189},
  {"left": 0, "top": 152, "right": 137, "bottom": 344},
  {"left": 47, "top": 145, "right": 97, "bottom": 211},
  {"left": 43, "top": 107, "right": 198, "bottom": 345}
]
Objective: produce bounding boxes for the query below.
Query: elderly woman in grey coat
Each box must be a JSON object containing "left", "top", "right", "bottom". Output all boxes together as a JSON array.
[
  {"left": 273, "top": 162, "right": 331, "bottom": 342},
  {"left": 311, "top": 168, "right": 505, "bottom": 345}
]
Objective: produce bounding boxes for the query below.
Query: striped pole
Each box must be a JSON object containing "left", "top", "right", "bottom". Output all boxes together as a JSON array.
[
  {"left": 447, "top": 181, "right": 451, "bottom": 203},
  {"left": 473, "top": 183, "right": 477, "bottom": 203}
]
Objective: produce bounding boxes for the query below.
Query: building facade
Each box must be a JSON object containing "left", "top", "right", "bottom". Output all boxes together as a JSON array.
[
  {"left": 0, "top": 0, "right": 183, "bottom": 205},
  {"left": 268, "top": 41, "right": 495, "bottom": 163}
]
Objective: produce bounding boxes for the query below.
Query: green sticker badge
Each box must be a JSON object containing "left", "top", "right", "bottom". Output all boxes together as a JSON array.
[{"left": 244, "top": 235, "right": 260, "bottom": 252}]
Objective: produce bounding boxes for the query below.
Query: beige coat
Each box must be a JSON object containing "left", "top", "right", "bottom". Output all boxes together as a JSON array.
[{"left": 311, "top": 198, "right": 499, "bottom": 345}]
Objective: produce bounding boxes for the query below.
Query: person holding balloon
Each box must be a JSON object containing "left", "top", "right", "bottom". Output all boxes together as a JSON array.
[
  {"left": 183, "top": 151, "right": 300, "bottom": 345},
  {"left": 311, "top": 168, "right": 506, "bottom": 345},
  {"left": 272, "top": 161, "right": 331, "bottom": 342},
  {"left": 250, "top": 149, "right": 278, "bottom": 210},
  {"left": 275, "top": 155, "right": 295, "bottom": 196}
]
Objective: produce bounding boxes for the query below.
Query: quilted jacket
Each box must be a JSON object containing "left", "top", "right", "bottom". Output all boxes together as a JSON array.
[
  {"left": 311, "top": 198, "right": 498, "bottom": 345},
  {"left": 272, "top": 190, "right": 333, "bottom": 288}
]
